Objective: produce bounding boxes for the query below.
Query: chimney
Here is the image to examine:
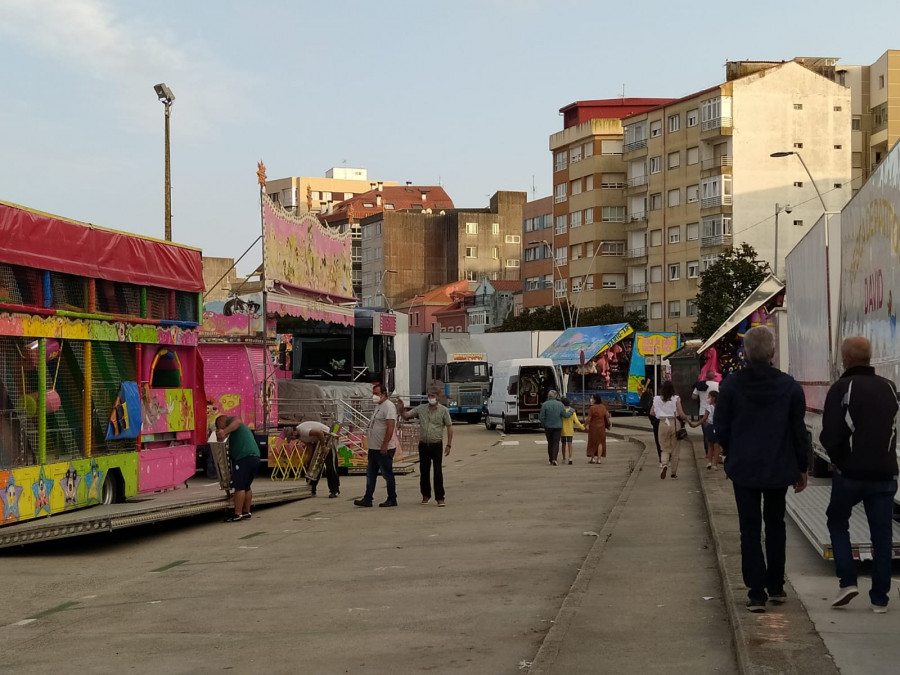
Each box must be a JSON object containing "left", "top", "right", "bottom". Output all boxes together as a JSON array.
[
  {"left": 406, "top": 181, "right": 412, "bottom": 186},
  {"left": 327, "top": 199, "right": 334, "bottom": 214},
  {"left": 370, "top": 182, "right": 376, "bottom": 190},
  {"left": 376, "top": 194, "right": 382, "bottom": 207},
  {"left": 421, "top": 191, "right": 427, "bottom": 202},
  {"left": 377, "top": 181, "right": 383, "bottom": 192}
]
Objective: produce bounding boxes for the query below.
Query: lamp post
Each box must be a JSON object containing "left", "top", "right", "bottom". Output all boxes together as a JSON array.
[
  {"left": 527, "top": 238, "right": 568, "bottom": 329},
  {"left": 154, "top": 83, "right": 175, "bottom": 241},
  {"left": 375, "top": 269, "right": 397, "bottom": 310},
  {"left": 770, "top": 151, "right": 828, "bottom": 213},
  {"left": 773, "top": 203, "right": 792, "bottom": 278},
  {"left": 571, "top": 240, "right": 606, "bottom": 327}
]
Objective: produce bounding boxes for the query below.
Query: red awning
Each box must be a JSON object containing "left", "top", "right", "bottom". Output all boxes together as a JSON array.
[{"left": 0, "top": 200, "right": 204, "bottom": 292}]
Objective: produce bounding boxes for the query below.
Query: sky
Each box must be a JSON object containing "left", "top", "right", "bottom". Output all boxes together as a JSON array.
[{"left": 2, "top": 0, "right": 898, "bottom": 274}]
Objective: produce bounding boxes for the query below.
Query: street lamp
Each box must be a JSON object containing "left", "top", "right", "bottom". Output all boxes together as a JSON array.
[
  {"left": 527, "top": 238, "right": 568, "bottom": 328},
  {"left": 570, "top": 240, "right": 606, "bottom": 327},
  {"left": 375, "top": 269, "right": 397, "bottom": 310},
  {"left": 154, "top": 83, "right": 175, "bottom": 241},
  {"left": 770, "top": 151, "right": 828, "bottom": 213},
  {"left": 773, "top": 204, "right": 792, "bottom": 278}
]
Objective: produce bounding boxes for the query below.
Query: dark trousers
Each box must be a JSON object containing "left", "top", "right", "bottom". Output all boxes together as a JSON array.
[
  {"left": 545, "top": 428, "right": 562, "bottom": 463},
  {"left": 418, "top": 441, "right": 445, "bottom": 501},
  {"left": 827, "top": 473, "right": 898, "bottom": 607},
  {"left": 364, "top": 448, "right": 396, "bottom": 501},
  {"left": 732, "top": 482, "right": 788, "bottom": 603},
  {"left": 649, "top": 416, "right": 662, "bottom": 461},
  {"left": 309, "top": 446, "right": 340, "bottom": 495}
]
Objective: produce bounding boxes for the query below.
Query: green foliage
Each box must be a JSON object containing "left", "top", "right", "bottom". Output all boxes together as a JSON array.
[
  {"left": 491, "top": 303, "right": 646, "bottom": 332},
  {"left": 694, "top": 243, "right": 767, "bottom": 340}
]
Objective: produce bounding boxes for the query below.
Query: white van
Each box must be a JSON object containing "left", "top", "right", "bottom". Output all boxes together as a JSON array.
[{"left": 484, "top": 358, "right": 561, "bottom": 433}]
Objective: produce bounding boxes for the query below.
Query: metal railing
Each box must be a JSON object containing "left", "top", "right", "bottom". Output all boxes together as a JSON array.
[
  {"left": 701, "top": 116, "right": 733, "bottom": 132},
  {"left": 701, "top": 156, "right": 733, "bottom": 170},
  {"left": 700, "top": 195, "right": 733, "bottom": 209},
  {"left": 623, "top": 138, "right": 648, "bottom": 153},
  {"left": 627, "top": 175, "right": 648, "bottom": 187},
  {"left": 625, "top": 247, "right": 647, "bottom": 259},
  {"left": 701, "top": 234, "right": 733, "bottom": 247},
  {"left": 624, "top": 283, "right": 648, "bottom": 295},
  {"left": 628, "top": 211, "right": 647, "bottom": 222}
]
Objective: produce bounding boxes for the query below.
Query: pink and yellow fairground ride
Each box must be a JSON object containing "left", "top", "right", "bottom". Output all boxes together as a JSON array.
[{"left": 0, "top": 200, "right": 207, "bottom": 526}]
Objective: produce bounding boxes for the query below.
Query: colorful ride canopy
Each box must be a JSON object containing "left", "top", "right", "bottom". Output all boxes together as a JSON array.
[{"left": 540, "top": 323, "right": 634, "bottom": 367}]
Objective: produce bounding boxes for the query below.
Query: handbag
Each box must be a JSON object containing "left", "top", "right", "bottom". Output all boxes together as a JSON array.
[{"left": 675, "top": 419, "right": 688, "bottom": 441}]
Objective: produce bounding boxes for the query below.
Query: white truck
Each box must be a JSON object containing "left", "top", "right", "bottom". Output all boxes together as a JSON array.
[
  {"left": 483, "top": 358, "right": 561, "bottom": 433},
  {"left": 784, "top": 140, "right": 900, "bottom": 559}
]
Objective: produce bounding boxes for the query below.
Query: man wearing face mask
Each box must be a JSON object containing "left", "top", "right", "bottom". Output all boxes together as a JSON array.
[
  {"left": 399, "top": 386, "right": 453, "bottom": 506},
  {"left": 355, "top": 382, "right": 399, "bottom": 508}
]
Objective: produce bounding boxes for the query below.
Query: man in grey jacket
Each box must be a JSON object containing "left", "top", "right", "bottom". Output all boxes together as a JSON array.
[{"left": 539, "top": 390, "right": 571, "bottom": 466}]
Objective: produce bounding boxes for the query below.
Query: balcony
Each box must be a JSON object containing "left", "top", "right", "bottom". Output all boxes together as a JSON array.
[
  {"left": 701, "top": 234, "right": 733, "bottom": 248},
  {"left": 701, "top": 156, "right": 733, "bottom": 171},
  {"left": 627, "top": 175, "right": 648, "bottom": 188},
  {"left": 624, "top": 283, "right": 648, "bottom": 296},
  {"left": 700, "top": 116, "right": 733, "bottom": 136},
  {"left": 625, "top": 246, "right": 648, "bottom": 260},
  {"left": 623, "top": 138, "right": 648, "bottom": 153},
  {"left": 700, "top": 194, "right": 733, "bottom": 209}
]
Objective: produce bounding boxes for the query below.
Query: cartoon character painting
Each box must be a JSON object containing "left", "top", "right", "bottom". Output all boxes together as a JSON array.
[
  {"left": 85, "top": 460, "right": 104, "bottom": 504},
  {"left": 1, "top": 474, "right": 23, "bottom": 521},
  {"left": 62, "top": 464, "right": 80, "bottom": 507}
]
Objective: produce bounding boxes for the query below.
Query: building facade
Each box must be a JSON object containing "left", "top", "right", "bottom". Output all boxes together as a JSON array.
[{"left": 265, "top": 167, "right": 399, "bottom": 215}]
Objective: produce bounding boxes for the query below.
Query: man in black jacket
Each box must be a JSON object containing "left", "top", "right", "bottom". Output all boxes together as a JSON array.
[
  {"left": 821, "top": 336, "right": 899, "bottom": 613},
  {"left": 715, "top": 326, "right": 809, "bottom": 612}
]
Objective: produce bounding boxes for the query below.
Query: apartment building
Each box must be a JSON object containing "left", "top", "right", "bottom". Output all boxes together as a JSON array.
[
  {"left": 360, "top": 191, "right": 527, "bottom": 308},
  {"left": 533, "top": 99, "right": 675, "bottom": 320},
  {"left": 620, "top": 60, "right": 851, "bottom": 332},
  {"left": 520, "top": 196, "right": 554, "bottom": 308},
  {"left": 265, "top": 167, "right": 399, "bottom": 215}
]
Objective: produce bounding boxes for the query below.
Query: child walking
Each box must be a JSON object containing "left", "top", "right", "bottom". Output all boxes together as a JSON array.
[
  {"left": 560, "top": 397, "right": 586, "bottom": 465},
  {"left": 690, "top": 390, "right": 721, "bottom": 470}
]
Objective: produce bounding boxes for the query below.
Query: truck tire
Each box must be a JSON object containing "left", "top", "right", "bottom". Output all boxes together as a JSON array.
[
  {"left": 485, "top": 416, "right": 497, "bottom": 431},
  {"left": 102, "top": 470, "right": 124, "bottom": 505},
  {"left": 503, "top": 415, "right": 512, "bottom": 435},
  {"left": 467, "top": 413, "right": 481, "bottom": 425}
]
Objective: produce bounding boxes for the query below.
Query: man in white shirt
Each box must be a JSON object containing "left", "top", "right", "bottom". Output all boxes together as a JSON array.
[
  {"left": 355, "top": 382, "right": 398, "bottom": 508},
  {"left": 692, "top": 370, "right": 719, "bottom": 457},
  {"left": 295, "top": 420, "right": 340, "bottom": 498}
]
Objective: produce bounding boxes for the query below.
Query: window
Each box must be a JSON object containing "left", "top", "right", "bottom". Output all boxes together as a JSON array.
[
  {"left": 793, "top": 220, "right": 804, "bottom": 227},
  {"left": 687, "top": 260, "right": 699, "bottom": 278},
  {"left": 667, "top": 189, "right": 680, "bottom": 207},
  {"left": 584, "top": 207, "right": 594, "bottom": 224},
  {"left": 650, "top": 265, "right": 663, "bottom": 283},
  {"left": 384, "top": 203, "right": 395, "bottom": 210},
  {"left": 470, "top": 312, "right": 488, "bottom": 326},
  {"left": 555, "top": 183, "right": 567, "bottom": 203},
  {"left": 585, "top": 175, "right": 594, "bottom": 191},
  {"left": 794, "top": 181, "right": 804, "bottom": 187},
  {"left": 555, "top": 150, "right": 567, "bottom": 171},
  {"left": 668, "top": 300, "right": 681, "bottom": 318},
  {"left": 492, "top": 246, "right": 499, "bottom": 260},
  {"left": 650, "top": 229, "right": 662, "bottom": 247},
  {"left": 555, "top": 215, "right": 567, "bottom": 234},
  {"left": 649, "top": 193, "right": 663, "bottom": 211},
  {"left": 650, "top": 120, "right": 662, "bottom": 137},
  {"left": 601, "top": 140, "right": 623, "bottom": 155},
  {"left": 571, "top": 179, "right": 582, "bottom": 196},
  {"left": 879, "top": 74, "right": 885, "bottom": 89},
  {"left": 834, "top": 145, "right": 842, "bottom": 150},
  {"left": 570, "top": 210, "right": 582, "bottom": 228},
  {"left": 793, "top": 103, "right": 803, "bottom": 110},
  {"left": 650, "top": 302, "right": 663, "bottom": 320},
  {"left": 465, "top": 270, "right": 477, "bottom": 281},
  {"left": 700, "top": 253, "right": 721, "bottom": 271},
  {"left": 466, "top": 222, "right": 478, "bottom": 235},
  {"left": 571, "top": 244, "right": 582, "bottom": 260},
  {"left": 601, "top": 206, "right": 625, "bottom": 222},
  {"left": 571, "top": 276, "right": 583, "bottom": 293},
  {"left": 687, "top": 298, "right": 698, "bottom": 317},
  {"left": 793, "top": 142, "right": 803, "bottom": 149},
  {"left": 465, "top": 246, "right": 478, "bottom": 258},
  {"left": 687, "top": 222, "right": 699, "bottom": 240},
  {"left": 667, "top": 114, "right": 680, "bottom": 133},
  {"left": 649, "top": 156, "right": 662, "bottom": 174},
  {"left": 687, "top": 146, "right": 699, "bottom": 165},
  {"left": 600, "top": 173, "right": 624, "bottom": 189},
  {"left": 584, "top": 142, "right": 594, "bottom": 158},
  {"left": 525, "top": 276, "right": 541, "bottom": 291},
  {"left": 505, "top": 234, "right": 521, "bottom": 244},
  {"left": 570, "top": 145, "right": 582, "bottom": 163},
  {"left": 492, "top": 222, "right": 500, "bottom": 235},
  {"left": 363, "top": 202, "right": 375, "bottom": 208},
  {"left": 668, "top": 263, "right": 681, "bottom": 281},
  {"left": 505, "top": 259, "right": 520, "bottom": 268},
  {"left": 668, "top": 226, "right": 681, "bottom": 244},
  {"left": 602, "top": 274, "right": 624, "bottom": 289},
  {"left": 602, "top": 241, "right": 625, "bottom": 256},
  {"left": 852, "top": 117, "right": 861, "bottom": 131},
  {"left": 668, "top": 151, "right": 680, "bottom": 169},
  {"left": 555, "top": 247, "right": 567, "bottom": 265},
  {"left": 687, "top": 185, "right": 699, "bottom": 203},
  {"left": 687, "top": 109, "right": 698, "bottom": 127},
  {"left": 554, "top": 278, "right": 567, "bottom": 299},
  {"left": 834, "top": 106, "right": 842, "bottom": 112}
]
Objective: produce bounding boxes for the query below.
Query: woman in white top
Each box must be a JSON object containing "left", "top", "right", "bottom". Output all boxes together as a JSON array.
[{"left": 650, "top": 379, "right": 687, "bottom": 479}]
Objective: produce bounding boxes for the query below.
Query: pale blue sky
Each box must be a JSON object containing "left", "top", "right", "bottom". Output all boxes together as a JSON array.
[{"left": 1, "top": 0, "right": 897, "bottom": 273}]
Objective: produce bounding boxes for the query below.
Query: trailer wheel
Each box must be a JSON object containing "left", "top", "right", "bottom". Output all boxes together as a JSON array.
[
  {"left": 503, "top": 415, "right": 512, "bottom": 435},
  {"left": 102, "top": 470, "right": 125, "bottom": 505},
  {"left": 485, "top": 416, "right": 497, "bottom": 431}
]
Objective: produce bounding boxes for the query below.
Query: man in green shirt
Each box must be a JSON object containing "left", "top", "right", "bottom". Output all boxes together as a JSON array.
[
  {"left": 399, "top": 387, "right": 453, "bottom": 506},
  {"left": 215, "top": 415, "right": 261, "bottom": 522}
]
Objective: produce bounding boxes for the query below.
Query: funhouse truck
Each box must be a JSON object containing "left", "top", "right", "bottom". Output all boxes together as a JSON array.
[{"left": 0, "top": 200, "right": 206, "bottom": 527}]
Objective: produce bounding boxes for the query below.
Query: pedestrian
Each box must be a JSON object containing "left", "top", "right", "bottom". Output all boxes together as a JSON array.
[
  {"left": 215, "top": 415, "right": 261, "bottom": 522},
  {"left": 820, "top": 336, "right": 898, "bottom": 613},
  {"left": 692, "top": 370, "right": 720, "bottom": 457},
  {"left": 639, "top": 378, "right": 662, "bottom": 463},
  {"left": 538, "top": 390, "right": 570, "bottom": 465},
  {"left": 355, "top": 382, "right": 399, "bottom": 508},
  {"left": 399, "top": 387, "right": 453, "bottom": 506},
  {"left": 295, "top": 420, "right": 341, "bottom": 498},
  {"left": 560, "top": 397, "right": 585, "bottom": 465},
  {"left": 651, "top": 381, "right": 687, "bottom": 479},
  {"left": 714, "top": 326, "right": 809, "bottom": 613},
  {"left": 585, "top": 394, "right": 611, "bottom": 464},
  {"left": 690, "top": 390, "right": 721, "bottom": 470}
]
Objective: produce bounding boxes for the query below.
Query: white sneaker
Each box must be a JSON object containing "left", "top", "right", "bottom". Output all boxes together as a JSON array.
[
  {"left": 871, "top": 604, "right": 888, "bottom": 614},
  {"left": 831, "top": 586, "right": 859, "bottom": 608}
]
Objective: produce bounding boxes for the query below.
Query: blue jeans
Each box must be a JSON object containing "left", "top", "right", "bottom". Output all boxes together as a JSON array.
[
  {"left": 732, "top": 483, "right": 788, "bottom": 603},
  {"left": 827, "top": 473, "right": 898, "bottom": 607},
  {"left": 364, "top": 447, "right": 396, "bottom": 502}
]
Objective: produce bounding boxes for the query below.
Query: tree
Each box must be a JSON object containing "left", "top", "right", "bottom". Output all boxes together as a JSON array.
[
  {"left": 694, "top": 242, "right": 767, "bottom": 340},
  {"left": 491, "top": 303, "right": 646, "bottom": 332}
]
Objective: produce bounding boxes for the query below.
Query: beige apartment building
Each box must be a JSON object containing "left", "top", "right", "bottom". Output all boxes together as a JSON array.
[
  {"left": 265, "top": 167, "right": 399, "bottom": 214},
  {"left": 620, "top": 60, "right": 852, "bottom": 332}
]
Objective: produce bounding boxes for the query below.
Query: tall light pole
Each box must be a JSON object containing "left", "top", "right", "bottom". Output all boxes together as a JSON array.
[
  {"left": 770, "top": 151, "right": 828, "bottom": 213},
  {"left": 773, "top": 203, "right": 791, "bottom": 278},
  {"left": 375, "top": 269, "right": 397, "bottom": 310},
  {"left": 527, "top": 238, "right": 568, "bottom": 329},
  {"left": 571, "top": 240, "right": 606, "bottom": 327},
  {"left": 154, "top": 83, "right": 175, "bottom": 241}
]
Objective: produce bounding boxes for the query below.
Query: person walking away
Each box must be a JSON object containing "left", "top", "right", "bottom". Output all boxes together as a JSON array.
[
  {"left": 585, "top": 394, "right": 611, "bottom": 464},
  {"left": 538, "top": 390, "right": 570, "bottom": 465},
  {"left": 295, "top": 420, "right": 341, "bottom": 498},
  {"left": 560, "top": 397, "right": 586, "bottom": 465},
  {"left": 399, "top": 387, "right": 453, "bottom": 506},
  {"left": 820, "top": 336, "right": 899, "bottom": 613},
  {"left": 692, "top": 370, "right": 720, "bottom": 458},
  {"left": 639, "top": 378, "right": 662, "bottom": 463},
  {"left": 651, "top": 381, "right": 686, "bottom": 478},
  {"left": 715, "top": 326, "right": 809, "bottom": 613},
  {"left": 355, "top": 382, "right": 399, "bottom": 508},
  {"left": 215, "top": 415, "right": 261, "bottom": 522},
  {"left": 690, "top": 390, "right": 721, "bottom": 469}
]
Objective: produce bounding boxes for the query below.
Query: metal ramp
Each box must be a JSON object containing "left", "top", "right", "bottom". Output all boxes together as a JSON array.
[{"left": 786, "top": 485, "right": 900, "bottom": 560}]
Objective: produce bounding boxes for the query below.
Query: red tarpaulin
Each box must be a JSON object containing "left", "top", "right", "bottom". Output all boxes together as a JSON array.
[{"left": 0, "top": 200, "right": 204, "bottom": 292}]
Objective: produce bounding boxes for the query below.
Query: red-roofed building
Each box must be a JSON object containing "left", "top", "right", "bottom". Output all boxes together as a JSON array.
[{"left": 396, "top": 281, "right": 474, "bottom": 334}]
